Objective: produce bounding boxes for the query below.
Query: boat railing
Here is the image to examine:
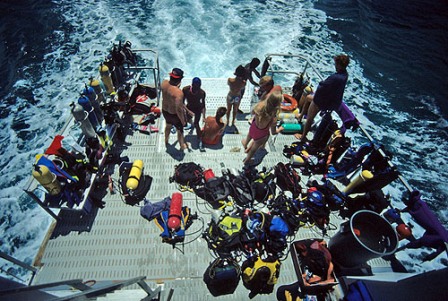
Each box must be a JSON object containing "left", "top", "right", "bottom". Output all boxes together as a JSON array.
[
  {"left": 0, "top": 251, "right": 37, "bottom": 285},
  {"left": 0, "top": 276, "right": 162, "bottom": 301},
  {"left": 127, "top": 48, "right": 162, "bottom": 106},
  {"left": 22, "top": 47, "right": 160, "bottom": 218},
  {"left": 262, "top": 53, "right": 413, "bottom": 192}
]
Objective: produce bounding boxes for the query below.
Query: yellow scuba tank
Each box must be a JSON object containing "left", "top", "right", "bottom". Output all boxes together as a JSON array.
[
  {"left": 126, "top": 160, "right": 144, "bottom": 190},
  {"left": 343, "top": 170, "right": 374, "bottom": 195},
  {"left": 99, "top": 64, "right": 115, "bottom": 95},
  {"left": 32, "top": 165, "right": 62, "bottom": 195},
  {"left": 290, "top": 154, "right": 305, "bottom": 166},
  {"left": 278, "top": 109, "right": 299, "bottom": 120},
  {"left": 303, "top": 85, "right": 313, "bottom": 97},
  {"left": 89, "top": 78, "right": 106, "bottom": 104}
]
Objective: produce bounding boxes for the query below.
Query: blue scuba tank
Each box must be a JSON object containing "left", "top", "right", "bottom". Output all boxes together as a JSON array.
[
  {"left": 83, "top": 84, "right": 104, "bottom": 123},
  {"left": 78, "top": 95, "right": 100, "bottom": 131},
  {"left": 89, "top": 78, "right": 106, "bottom": 104}
]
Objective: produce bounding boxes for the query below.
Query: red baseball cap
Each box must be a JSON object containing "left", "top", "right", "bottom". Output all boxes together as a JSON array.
[{"left": 169, "top": 68, "right": 184, "bottom": 79}]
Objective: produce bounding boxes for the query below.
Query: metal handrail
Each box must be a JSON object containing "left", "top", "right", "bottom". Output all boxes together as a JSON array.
[
  {"left": 263, "top": 53, "right": 413, "bottom": 192},
  {"left": 0, "top": 276, "right": 161, "bottom": 301},
  {"left": 0, "top": 252, "right": 37, "bottom": 285},
  {"left": 51, "top": 276, "right": 161, "bottom": 301},
  {"left": 23, "top": 48, "right": 160, "bottom": 219},
  {"left": 129, "top": 48, "right": 162, "bottom": 106}
]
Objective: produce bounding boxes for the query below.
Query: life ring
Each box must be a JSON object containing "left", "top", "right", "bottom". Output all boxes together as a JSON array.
[{"left": 281, "top": 94, "right": 298, "bottom": 112}]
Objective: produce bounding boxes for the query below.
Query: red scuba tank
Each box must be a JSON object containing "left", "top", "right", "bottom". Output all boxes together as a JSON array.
[{"left": 168, "top": 192, "right": 183, "bottom": 230}]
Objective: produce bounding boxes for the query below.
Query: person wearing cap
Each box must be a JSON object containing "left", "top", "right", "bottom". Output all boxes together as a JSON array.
[
  {"left": 258, "top": 75, "right": 282, "bottom": 102},
  {"left": 295, "top": 54, "right": 350, "bottom": 142},
  {"left": 182, "top": 77, "right": 206, "bottom": 144},
  {"left": 161, "top": 68, "right": 188, "bottom": 150},
  {"left": 226, "top": 65, "right": 247, "bottom": 132}
]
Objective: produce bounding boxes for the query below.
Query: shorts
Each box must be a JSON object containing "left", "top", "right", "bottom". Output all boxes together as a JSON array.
[
  {"left": 162, "top": 110, "right": 184, "bottom": 132},
  {"left": 227, "top": 93, "right": 241, "bottom": 104}
]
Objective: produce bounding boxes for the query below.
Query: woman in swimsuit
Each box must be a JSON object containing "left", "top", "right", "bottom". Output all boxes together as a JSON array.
[
  {"left": 226, "top": 65, "right": 247, "bottom": 130},
  {"left": 242, "top": 90, "right": 282, "bottom": 164}
]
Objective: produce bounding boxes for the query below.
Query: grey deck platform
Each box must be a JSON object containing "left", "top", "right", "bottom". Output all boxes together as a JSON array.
[{"left": 31, "top": 79, "right": 389, "bottom": 300}]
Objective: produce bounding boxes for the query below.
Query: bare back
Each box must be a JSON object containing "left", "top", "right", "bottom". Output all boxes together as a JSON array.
[
  {"left": 161, "top": 79, "right": 185, "bottom": 124},
  {"left": 227, "top": 77, "right": 246, "bottom": 96}
]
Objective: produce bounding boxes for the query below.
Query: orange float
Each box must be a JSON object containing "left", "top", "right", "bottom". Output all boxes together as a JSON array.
[{"left": 281, "top": 94, "right": 298, "bottom": 112}]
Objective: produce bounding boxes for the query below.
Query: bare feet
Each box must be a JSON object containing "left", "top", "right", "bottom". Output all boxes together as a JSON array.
[
  {"left": 294, "top": 133, "right": 303, "bottom": 140},
  {"left": 181, "top": 142, "right": 189, "bottom": 150}
]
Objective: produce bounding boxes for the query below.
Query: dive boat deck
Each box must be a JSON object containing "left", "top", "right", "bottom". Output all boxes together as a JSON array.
[{"left": 30, "top": 78, "right": 391, "bottom": 300}]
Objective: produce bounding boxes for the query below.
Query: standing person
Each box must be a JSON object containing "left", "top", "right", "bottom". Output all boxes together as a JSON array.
[
  {"left": 295, "top": 54, "right": 350, "bottom": 141},
  {"left": 161, "top": 68, "right": 188, "bottom": 150},
  {"left": 200, "top": 107, "right": 227, "bottom": 151},
  {"left": 226, "top": 65, "right": 247, "bottom": 132},
  {"left": 242, "top": 90, "right": 282, "bottom": 164},
  {"left": 183, "top": 77, "right": 206, "bottom": 143},
  {"left": 241, "top": 58, "right": 262, "bottom": 96},
  {"left": 258, "top": 75, "right": 282, "bottom": 101}
]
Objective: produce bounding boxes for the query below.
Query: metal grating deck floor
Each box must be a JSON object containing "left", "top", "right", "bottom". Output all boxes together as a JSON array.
[{"left": 32, "top": 79, "right": 389, "bottom": 300}]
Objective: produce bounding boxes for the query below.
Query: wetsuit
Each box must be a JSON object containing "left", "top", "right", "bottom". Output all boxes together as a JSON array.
[{"left": 313, "top": 71, "right": 348, "bottom": 111}]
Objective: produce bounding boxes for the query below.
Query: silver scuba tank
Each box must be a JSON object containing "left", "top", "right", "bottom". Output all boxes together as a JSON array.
[{"left": 70, "top": 102, "right": 96, "bottom": 139}]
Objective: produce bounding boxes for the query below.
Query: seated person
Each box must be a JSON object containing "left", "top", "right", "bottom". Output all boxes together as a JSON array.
[
  {"left": 200, "top": 107, "right": 227, "bottom": 149},
  {"left": 295, "top": 240, "right": 334, "bottom": 286}
]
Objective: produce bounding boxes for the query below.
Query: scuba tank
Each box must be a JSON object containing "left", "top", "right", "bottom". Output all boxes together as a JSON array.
[
  {"left": 70, "top": 102, "right": 96, "bottom": 139},
  {"left": 78, "top": 95, "right": 100, "bottom": 131},
  {"left": 83, "top": 84, "right": 103, "bottom": 123},
  {"left": 89, "top": 78, "right": 106, "bottom": 104},
  {"left": 168, "top": 192, "right": 183, "bottom": 230},
  {"left": 126, "top": 160, "right": 144, "bottom": 191},
  {"left": 32, "top": 165, "right": 62, "bottom": 195},
  {"left": 290, "top": 154, "right": 305, "bottom": 167},
  {"left": 278, "top": 110, "right": 299, "bottom": 121},
  {"left": 99, "top": 64, "right": 115, "bottom": 94},
  {"left": 343, "top": 170, "right": 374, "bottom": 195},
  {"left": 302, "top": 85, "right": 313, "bottom": 97},
  {"left": 281, "top": 123, "right": 302, "bottom": 133}
]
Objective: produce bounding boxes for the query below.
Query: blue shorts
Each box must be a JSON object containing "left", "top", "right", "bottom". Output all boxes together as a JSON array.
[{"left": 227, "top": 93, "right": 241, "bottom": 104}]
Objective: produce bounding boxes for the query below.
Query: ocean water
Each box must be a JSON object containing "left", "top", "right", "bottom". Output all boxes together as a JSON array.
[{"left": 1, "top": 0, "right": 447, "bottom": 282}]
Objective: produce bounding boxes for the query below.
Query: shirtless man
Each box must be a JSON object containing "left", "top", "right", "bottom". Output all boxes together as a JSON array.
[
  {"left": 226, "top": 65, "right": 247, "bottom": 130},
  {"left": 161, "top": 68, "right": 188, "bottom": 150}
]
